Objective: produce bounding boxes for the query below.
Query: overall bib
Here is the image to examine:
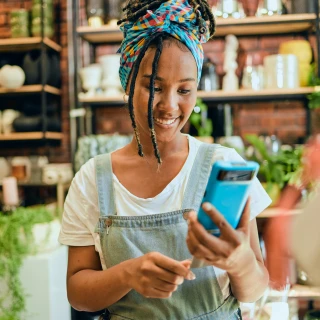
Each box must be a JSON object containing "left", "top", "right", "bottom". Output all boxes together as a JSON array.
[{"left": 95, "top": 143, "right": 241, "bottom": 320}]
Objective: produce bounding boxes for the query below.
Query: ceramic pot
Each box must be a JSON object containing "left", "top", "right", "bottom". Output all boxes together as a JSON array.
[
  {"left": 279, "top": 40, "right": 313, "bottom": 87},
  {"left": 0, "top": 65, "right": 25, "bottom": 89},
  {"left": 264, "top": 54, "right": 299, "bottom": 89}
]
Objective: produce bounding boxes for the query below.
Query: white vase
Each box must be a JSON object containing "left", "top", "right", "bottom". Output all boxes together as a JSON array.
[
  {"left": 79, "top": 64, "right": 102, "bottom": 98},
  {"left": 0, "top": 65, "right": 25, "bottom": 89},
  {"left": 99, "top": 54, "right": 123, "bottom": 96}
]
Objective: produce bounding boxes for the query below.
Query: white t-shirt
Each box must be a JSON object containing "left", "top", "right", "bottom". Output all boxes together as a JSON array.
[{"left": 59, "top": 135, "right": 271, "bottom": 299}]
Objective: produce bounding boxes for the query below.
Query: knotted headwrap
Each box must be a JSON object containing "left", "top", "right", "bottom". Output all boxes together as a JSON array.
[{"left": 118, "top": 0, "right": 211, "bottom": 90}]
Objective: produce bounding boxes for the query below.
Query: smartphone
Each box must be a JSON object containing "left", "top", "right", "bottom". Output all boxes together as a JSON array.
[
  {"left": 196, "top": 161, "right": 259, "bottom": 236},
  {"left": 190, "top": 161, "right": 259, "bottom": 268}
]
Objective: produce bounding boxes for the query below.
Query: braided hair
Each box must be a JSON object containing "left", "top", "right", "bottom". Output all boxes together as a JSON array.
[{"left": 118, "top": 0, "right": 216, "bottom": 164}]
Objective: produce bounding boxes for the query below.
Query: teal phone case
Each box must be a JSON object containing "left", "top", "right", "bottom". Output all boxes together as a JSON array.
[{"left": 197, "top": 161, "right": 259, "bottom": 236}]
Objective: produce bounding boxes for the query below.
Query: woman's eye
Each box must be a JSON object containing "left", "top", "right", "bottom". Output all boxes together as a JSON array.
[
  {"left": 179, "top": 89, "right": 191, "bottom": 95},
  {"left": 154, "top": 87, "right": 161, "bottom": 92}
]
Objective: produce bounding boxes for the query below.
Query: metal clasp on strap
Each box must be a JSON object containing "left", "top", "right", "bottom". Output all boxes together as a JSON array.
[{"left": 104, "top": 218, "right": 112, "bottom": 235}]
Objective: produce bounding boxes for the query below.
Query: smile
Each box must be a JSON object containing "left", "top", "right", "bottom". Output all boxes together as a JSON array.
[{"left": 154, "top": 117, "right": 178, "bottom": 125}]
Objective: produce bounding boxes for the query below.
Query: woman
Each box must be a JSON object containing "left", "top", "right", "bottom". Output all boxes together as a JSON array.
[{"left": 59, "top": 0, "right": 271, "bottom": 318}]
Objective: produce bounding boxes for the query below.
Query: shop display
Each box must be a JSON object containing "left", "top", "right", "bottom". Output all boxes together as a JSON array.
[
  {"left": 1, "top": 110, "right": 21, "bottom": 134},
  {"left": 256, "top": 0, "right": 284, "bottom": 16},
  {"left": 22, "top": 51, "right": 61, "bottom": 87},
  {"left": 12, "top": 115, "right": 61, "bottom": 132},
  {"left": 86, "top": 0, "right": 105, "bottom": 27},
  {"left": 242, "top": 55, "right": 264, "bottom": 90},
  {"left": 222, "top": 34, "right": 239, "bottom": 91},
  {"left": 264, "top": 54, "right": 299, "bottom": 89},
  {"left": 199, "top": 57, "right": 219, "bottom": 91},
  {"left": 0, "top": 65, "right": 25, "bottom": 89},
  {"left": 99, "top": 54, "right": 123, "bottom": 96},
  {"left": 31, "top": 0, "right": 54, "bottom": 37},
  {"left": 10, "top": 9, "right": 30, "bottom": 38},
  {"left": 11, "top": 157, "right": 32, "bottom": 181},
  {"left": 213, "top": 0, "right": 246, "bottom": 19},
  {"left": 79, "top": 64, "right": 102, "bottom": 98},
  {"left": 279, "top": 40, "right": 313, "bottom": 87},
  {"left": 42, "top": 163, "right": 73, "bottom": 185},
  {"left": 2, "top": 176, "right": 19, "bottom": 208}
]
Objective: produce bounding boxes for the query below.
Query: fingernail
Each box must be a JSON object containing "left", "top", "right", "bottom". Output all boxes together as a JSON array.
[
  {"left": 186, "top": 271, "right": 196, "bottom": 280},
  {"left": 202, "top": 202, "right": 212, "bottom": 210}
]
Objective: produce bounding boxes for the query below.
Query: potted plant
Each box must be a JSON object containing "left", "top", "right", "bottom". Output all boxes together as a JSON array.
[
  {"left": 307, "top": 63, "right": 320, "bottom": 110},
  {"left": 245, "top": 134, "right": 303, "bottom": 206},
  {"left": 189, "top": 98, "right": 214, "bottom": 143},
  {"left": 0, "top": 206, "right": 56, "bottom": 319}
]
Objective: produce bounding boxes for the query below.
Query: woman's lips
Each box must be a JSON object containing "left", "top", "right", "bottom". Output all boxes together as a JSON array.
[{"left": 153, "top": 117, "right": 179, "bottom": 128}]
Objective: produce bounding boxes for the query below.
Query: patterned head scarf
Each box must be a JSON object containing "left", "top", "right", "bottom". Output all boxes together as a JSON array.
[{"left": 117, "top": 0, "right": 211, "bottom": 90}]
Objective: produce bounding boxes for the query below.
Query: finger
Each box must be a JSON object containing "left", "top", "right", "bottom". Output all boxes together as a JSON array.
[
  {"left": 237, "top": 198, "right": 251, "bottom": 230},
  {"left": 152, "top": 278, "right": 179, "bottom": 293},
  {"left": 153, "top": 253, "right": 193, "bottom": 279},
  {"left": 188, "top": 216, "right": 229, "bottom": 257},
  {"left": 181, "top": 259, "right": 192, "bottom": 269},
  {"left": 201, "top": 202, "right": 240, "bottom": 244},
  {"left": 187, "top": 228, "right": 219, "bottom": 260},
  {"left": 144, "top": 287, "right": 175, "bottom": 299},
  {"left": 153, "top": 265, "right": 185, "bottom": 285}
]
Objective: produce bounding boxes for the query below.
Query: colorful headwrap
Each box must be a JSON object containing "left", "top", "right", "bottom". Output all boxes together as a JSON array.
[{"left": 117, "top": 0, "right": 211, "bottom": 90}]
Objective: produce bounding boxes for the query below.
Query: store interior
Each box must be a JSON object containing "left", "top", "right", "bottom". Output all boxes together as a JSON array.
[{"left": 0, "top": 0, "right": 320, "bottom": 319}]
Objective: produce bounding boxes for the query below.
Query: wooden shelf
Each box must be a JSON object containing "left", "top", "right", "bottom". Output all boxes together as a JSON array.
[
  {"left": 77, "top": 14, "right": 316, "bottom": 43},
  {"left": 258, "top": 207, "right": 303, "bottom": 218},
  {"left": 0, "top": 37, "right": 61, "bottom": 52},
  {"left": 0, "top": 85, "right": 61, "bottom": 96},
  {"left": 270, "top": 284, "right": 320, "bottom": 300},
  {"left": 214, "top": 13, "right": 316, "bottom": 37},
  {"left": 0, "top": 132, "right": 63, "bottom": 141},
  {"left": 78, "top": 88, "right": 315, "bottom": 105}
]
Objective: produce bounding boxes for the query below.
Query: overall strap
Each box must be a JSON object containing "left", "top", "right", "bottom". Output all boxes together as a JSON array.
[
  {"left": 182, "top": 143, "right": 219, "bottom": 211},
  {"left": 94, "top": 153, "right": 117, "bottom": 217}
]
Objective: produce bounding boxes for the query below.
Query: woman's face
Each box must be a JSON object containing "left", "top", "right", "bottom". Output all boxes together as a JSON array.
[{"left": 129, "top": 41, "right": 198, "bottom": 143}]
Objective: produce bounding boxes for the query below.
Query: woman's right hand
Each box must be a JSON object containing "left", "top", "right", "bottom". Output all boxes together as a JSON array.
[{"left": 126, "top": 252, "right": 196, "bottom": 299}]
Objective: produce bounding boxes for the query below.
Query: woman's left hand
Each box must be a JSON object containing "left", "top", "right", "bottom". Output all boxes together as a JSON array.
[{"left": 186, "top": 200, "right": 254, "bottom": 275}]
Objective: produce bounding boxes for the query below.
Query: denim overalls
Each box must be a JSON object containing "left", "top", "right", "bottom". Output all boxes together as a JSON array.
[{"left": 94, "top": 143, "right": 241, "bottom": 320}]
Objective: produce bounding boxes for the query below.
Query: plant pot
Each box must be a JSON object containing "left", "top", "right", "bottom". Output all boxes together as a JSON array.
[
  {"left": 262, "top": 182, "right": 281, "bottom": 207},
  {"left": 195, "top": 136, "right": 214, "bottom": 144},
  {"left": 304, "top": 310, "right": 320, "bottom": 320}
]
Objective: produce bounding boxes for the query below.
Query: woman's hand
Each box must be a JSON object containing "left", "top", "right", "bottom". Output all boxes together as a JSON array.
[
  {"left": 186, "top": 200, "right": 255, "bottom": 276},
  {"left": 126, "top": 252, "right": 195, "bottom": 299}
]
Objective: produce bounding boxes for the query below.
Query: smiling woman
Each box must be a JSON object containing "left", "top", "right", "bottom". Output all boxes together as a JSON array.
[{"left": 59, "top": 1, "right": 271, "bottom": 319}]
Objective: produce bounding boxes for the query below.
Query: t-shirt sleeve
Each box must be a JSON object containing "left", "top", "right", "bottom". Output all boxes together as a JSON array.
[
  {"left": 58, "top": 158, "right": 100, "bottom": 246},
  {"left": 213, "top": 146, "right": 272, "bottom": 220}
]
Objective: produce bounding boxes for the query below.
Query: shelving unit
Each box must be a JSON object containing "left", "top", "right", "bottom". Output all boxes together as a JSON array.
[
  {"left": 0, "top": 0, "right": 62, "bottom": 146},
  {"left": 0, "top": 37, "right": 61, "bottom": 53},
  {"left": 0, "top": 85, "right": 61, "bottom": 96},
  {"left": 0, "top": 132, "right": 63, "bottom": 141},
  {"left": 78, "top": 88, "right": 316, "bottom": 106},
  {"left": 77, "top": 14, "right": 317, "bottom": 44}
]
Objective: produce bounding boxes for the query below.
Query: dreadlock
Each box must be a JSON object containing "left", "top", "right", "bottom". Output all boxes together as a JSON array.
[{"left": 119, "top": 0, "right": 216, "bottom": 164}]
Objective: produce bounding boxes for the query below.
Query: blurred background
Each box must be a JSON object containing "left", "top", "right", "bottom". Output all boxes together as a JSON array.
[{"left": 0, "top": 0, "right": 320, "bottom": 319}]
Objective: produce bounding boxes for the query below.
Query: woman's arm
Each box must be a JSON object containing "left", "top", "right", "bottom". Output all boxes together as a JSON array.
[
  {"left": 67, "top": 246, "right": 195, "bottom": 312},
  {"left": 227, "top": 219, "right": 269, "bottom": 302},
  {"left": 187, "top": 201, "right": 269, "bottom": 303}
]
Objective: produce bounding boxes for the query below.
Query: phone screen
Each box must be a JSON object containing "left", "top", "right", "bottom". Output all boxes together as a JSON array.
[{"left": 217, "top": 170, "right": 255, "bottom": 181}]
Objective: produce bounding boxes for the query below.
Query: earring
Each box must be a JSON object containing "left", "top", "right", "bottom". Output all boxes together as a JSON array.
[{"left": 123, "top": 94, "right": 129, "bottom": 103}]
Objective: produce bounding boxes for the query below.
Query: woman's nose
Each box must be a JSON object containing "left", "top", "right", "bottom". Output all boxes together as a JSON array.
[{"left": 157, "top": 90, "right": 179, "bottom": 112}]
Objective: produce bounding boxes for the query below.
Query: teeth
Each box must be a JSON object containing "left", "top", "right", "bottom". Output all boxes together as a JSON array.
[{"left": 154, "top": 118, "right": 176, "bottom": 125}]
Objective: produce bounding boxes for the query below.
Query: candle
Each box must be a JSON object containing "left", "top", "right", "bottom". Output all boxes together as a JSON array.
[{"left": 2, "top": 176, "right": 19, "bottom": 206}]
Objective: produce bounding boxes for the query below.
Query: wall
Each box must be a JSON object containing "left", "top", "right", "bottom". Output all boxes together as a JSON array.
[
  {"left": 92, "top": 0, "right": 320, "bottom": 144},
  {"left": 0, "top": 0, "right": 70, "bottom": 163}
]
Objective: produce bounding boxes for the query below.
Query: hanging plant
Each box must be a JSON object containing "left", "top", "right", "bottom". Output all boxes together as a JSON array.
[
  {"left": 0, "top": 206, "right": 54, "bottom": 320},
  {"left": 307, "top": 63, "right": 320, "bottom": 110}
]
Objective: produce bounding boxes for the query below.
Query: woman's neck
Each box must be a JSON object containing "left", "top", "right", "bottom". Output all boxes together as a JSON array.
[{"left": 129, "top": 133, "right": 188, "bottom": 161}]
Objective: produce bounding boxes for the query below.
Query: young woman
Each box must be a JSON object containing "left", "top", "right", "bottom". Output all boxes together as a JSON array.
[{"left": 59, "top": 0, "right": 271, "bottom": 318}]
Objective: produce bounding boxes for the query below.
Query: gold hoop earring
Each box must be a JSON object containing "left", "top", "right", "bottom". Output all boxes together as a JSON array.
[{"left": 123, "top": 94, "right": 129, "bottom": 103}]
